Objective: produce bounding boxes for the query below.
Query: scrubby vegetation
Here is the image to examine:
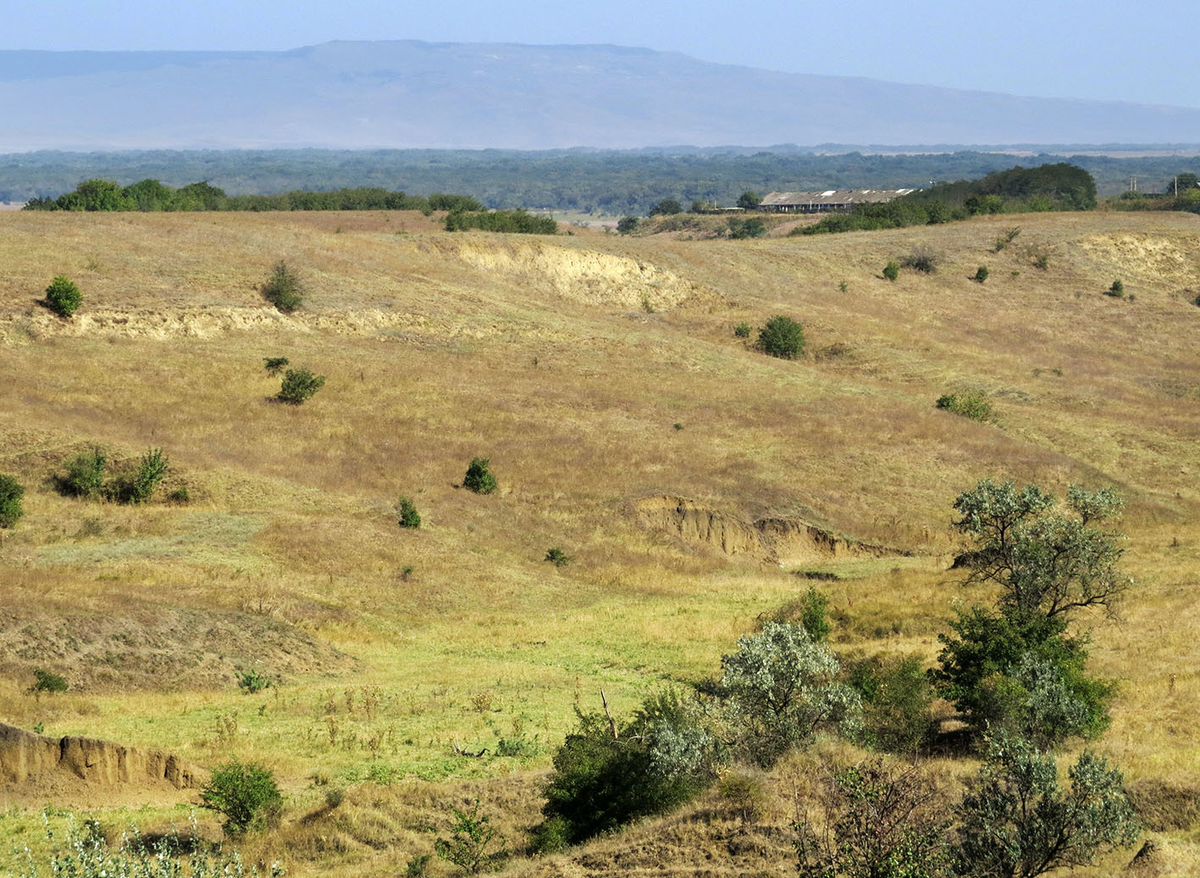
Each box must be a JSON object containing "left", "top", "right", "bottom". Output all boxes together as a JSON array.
[
  {"left": 444, "top": 209, "right": 557, "bottom": 234},
  {"left": 261, "top": 261, "right": 303, "bottom": 313},
  {"left": 396, "top": 495, "right": 422, "bottom": 529},
  {"left": 936, "top": 391, "right": 993, "bottom": 422}
]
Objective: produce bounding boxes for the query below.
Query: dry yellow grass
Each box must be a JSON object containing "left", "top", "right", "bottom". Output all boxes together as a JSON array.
[{"left": 1, "top": 208, "right": 1198, "bottom": 875}]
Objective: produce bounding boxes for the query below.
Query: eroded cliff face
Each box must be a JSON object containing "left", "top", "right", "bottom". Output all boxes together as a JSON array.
[
  {"left": 0, "top": 723, "right": 201, "bottom": 795},
  {"left": 635, "top": 495, "right": 901, "bottom": 566}
]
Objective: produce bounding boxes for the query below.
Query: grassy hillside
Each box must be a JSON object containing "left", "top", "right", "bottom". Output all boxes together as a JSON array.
[{"left": 1, "top": 208, "right": 1198, "bottom": 876}]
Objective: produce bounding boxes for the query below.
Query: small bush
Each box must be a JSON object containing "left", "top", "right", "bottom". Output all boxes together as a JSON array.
[
  {"left": 463, "top": 457, "right": 497, "bottom": 494},
  {"left": 277, "top": 367, "right": 326, "bottom": 404},
  {"left": 757, "top": 315, "right": 805, "bottom": 360},
  {"left": 1107, "top": 279, "right": 1125, "bottom": 297},
  {"left": 168, "top": 486, "right": 191, "bottom": 504},
  {"left": 936, "top": 391, "right": 992, "bottom": 422},
  {"left": 882, "top": 260, "right": 900, "bottom": 281},
  {"left": 397, "top": 495, "right": 422, "bottom": 529},
  {"left": 111, "top": 447, "right": 168, "bottom": 504},
  {"left": 261, "top": 260, "right": 303, "bottom": 313},
  {"left": 845, "top": 655, "right": 935, "bottom": 753},
  {"left": 733, "top": 322, "right": 752, "bottom": 338},
  {"left": 1032, "top": 252, "right": 1050, "bottom": 270},
  {"left": 29, "top": 669, "right": 68, "bottom": 695},
  {"left": 60, "top": 448, "right": 107, "bottom": 498},
  {"left": 263, "top": 356, "right": 289, "bottom": 375},
  {"left": 902, "top": 248, "right": 939, "bottom": 273},
  {"left": 544, "top": 547, "right": 571, "bottom": 567},
  {"left": 236, "top": 669, "right": 272, "bottom": 694},
  {"left": 616, "top": 216, "right": 638, "bottom": 235},
  {"left": 434, "top": 799, "right": 507, "bottom": 874},
  {"left": 718, "top": 769, "right": 771, "bottom": 823},
  {"left": 973, "top": 265, "right": 989, "bottom": 283},
  {"left": 0, "top": 474, "right": 24, "bottom": 528},
  {"left": 200, "top": 760, "right": 283, "bottom": 836},
  {"left": 44, "top": 275, "right": 83, "bottom": 317},
  {"left": 727, "top": 217, "right": 766, "bottom": 239}
]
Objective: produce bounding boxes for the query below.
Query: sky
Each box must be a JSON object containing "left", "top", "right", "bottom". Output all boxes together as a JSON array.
[{"left": 4, "top": 0, "right": 1199, "bottom": 109}]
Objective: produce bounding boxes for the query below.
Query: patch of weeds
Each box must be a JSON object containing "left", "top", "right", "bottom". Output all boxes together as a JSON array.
[
  {"left": 544, "top": 547, "right": 571, "bottom": 567},
  {"left": 935, "top": 391, "right": 992, "bottom": 422},
  {"left": 902, "top": 247, "right": 938, "bottom": 273},
  {"left": 263, "top": 357, "right": 289, "bottom": 375},
  {"left": 28, "top": 669, "right": 68, "bottom": 695},
  {"left": 236, "top": 669, "right": 272, "bottom": 694},
  {"left": 1106, "top": 279, "right": 1125, "bottom": 298},
  {"left": 435, "top": 799, "right": 508, "bottom": 874}
]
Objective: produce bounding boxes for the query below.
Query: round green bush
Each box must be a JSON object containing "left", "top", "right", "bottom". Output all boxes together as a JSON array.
[
  {"left": 277, "top": 367, "right": 326, "bottom": 404},
  {"left": 0, "top": 474, "right": 24, "bottom": 528},
  {"left": 757, "top": 315, "right": 805, "bottom": 359},
  {"left": 882, "top": 260, "right": 900, "bottom": 281},
  {"left": 200, "top": 760, "right": 283, "bottom": 836},
  {"left": 44, "top": 276, "right": 82, "bottom": 317},
  {"left": 463, "top": 457, "right": 498, "bottom": 494}
]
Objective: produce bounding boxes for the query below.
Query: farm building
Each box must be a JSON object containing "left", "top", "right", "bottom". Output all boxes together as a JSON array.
[{"left": 758, "top": 189, "right": 918, "bottom": 213}]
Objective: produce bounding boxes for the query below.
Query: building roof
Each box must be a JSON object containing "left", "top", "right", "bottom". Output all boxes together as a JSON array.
[{"left": 760, "top": 189, "right": 917, "bottom": 207}]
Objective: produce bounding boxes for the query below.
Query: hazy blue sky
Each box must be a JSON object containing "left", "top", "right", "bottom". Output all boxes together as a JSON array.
[{"left": 6, "top": 0, "right": 1198, "bottom": 108}]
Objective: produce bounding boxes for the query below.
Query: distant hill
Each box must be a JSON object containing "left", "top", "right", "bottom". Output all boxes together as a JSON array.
[{"left": 3, "top": 41, "right": 1200, "bottom": 150}]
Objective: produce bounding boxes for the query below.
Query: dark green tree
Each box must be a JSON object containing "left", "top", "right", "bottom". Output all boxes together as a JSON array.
[
  {"left": 648, "top": 199, "right": 683, "bottom": 216},
  {"left": 737, "top": 191, "right": 763, "bottom": 209},
  {"left": 277, "top": 367, "right": 326, "bottom": 404},
  {"left": 199, "top": 761, "right": 283, "bottom": 836}
]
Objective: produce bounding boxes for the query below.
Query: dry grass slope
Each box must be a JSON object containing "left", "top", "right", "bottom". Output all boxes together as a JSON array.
[{"left": 1, "top": 208, "right": 1198, "bottom": 875}]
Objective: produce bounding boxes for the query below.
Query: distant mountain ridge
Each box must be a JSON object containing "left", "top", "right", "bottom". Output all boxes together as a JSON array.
[{"left": 2, "top": 40, "right": 1199, "bottom": 151}]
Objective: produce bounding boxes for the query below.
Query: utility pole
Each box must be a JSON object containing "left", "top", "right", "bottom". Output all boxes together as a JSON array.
[{"left": 1175, "top": 176, "right": 1179, "bottom": 196}]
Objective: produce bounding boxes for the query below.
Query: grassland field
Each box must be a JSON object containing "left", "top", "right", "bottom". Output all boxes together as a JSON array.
[{"left": 0, "top": 207, "right": 1198, "bottom": 876}]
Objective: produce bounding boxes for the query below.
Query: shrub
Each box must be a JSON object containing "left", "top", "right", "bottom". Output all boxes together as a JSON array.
[
  {"left": 113, "top": 447, "right": 168, "bottom": 504},
  {"left": 537, "top": 690, "right": 713, "bottom": 846},
  {"left": 737, "top": 191, "right": 763, "bottom": 209},
  {"left": 845, "top": 655, "right": 935, "bottom": 753},
  {"left": 277, "top": 367, "right": 326, "bottom": 404},
  {"left": 544, "top": 546, "right": 570, "bottom": 567},
  {"left": 261, "top": 260, "right": 303, "bottom": 313},
  {"left": 1032, "top": 252, "right": 1049, "bottom": 270},
  {"left": 397, "top": 495, "right": 422, "bottom": 529},
  {"left": 727, "top": 217, "right": 766, "bottom": 239},
  {"left": 796, "top": 760, "right": 949, "bottom": 878},
  {"left": 60, "top": 448, "right": 107, "bottom": 498},
  {"left": 463, "top": 457, "right": 497, "bottom": 494},
  {"left": 757, "top": 315, "right": 805, "bottom": 359},
  {"left": 44, "top": 275, "right": 83, "bottom": 317},
  {"left": 902, "top": 247, "right": 939, "bottom": 273},
  {"left": 263, "top": 356, "right": 289, "bottom": 375},
  {"left": 0, "top": 474, "right": 24, "bottom": 528},
  {"left": 616, "top": 216, "right": 639, "bottom": 235},
  {"left": 952, "top": 733, "right": 1139, "bottom": 878},
  {"left": 435, "top": 799, "right": 508, "bottom": 874},
  {"left": 200, "top": 760, "right": 283, "bottom": 836},
  {"left": 236, "top": 669, "right": 272, "bottom": 694},
  {"left": 29, "top": 668, "right": 68, "bottom": 695},
  {"left": 796, "top": 586, "right": 831, "bottom": 640},
  {"left": 15, "top": 820, "right": 282, "bottom": 878},
  {"left": 720, "top": 622, "right": 861, "bottom": 767},
  {"left": 1107, "top": 279, "right": 1125, "bottom": 297},
  {"left": 973, "top": 265, "right": 989, "bottom": 283},
  {"left": 936, "top": 391, "right": 992, "bottom": 422},
  {"left": 733, "top": 322, "right": 751, "bottom": 338},
  {"left": 883, "top": 260, "right": 900, "bottom": 281},
  {"left": 718, "top": 769, "right": 771, "bottom": 823}
]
